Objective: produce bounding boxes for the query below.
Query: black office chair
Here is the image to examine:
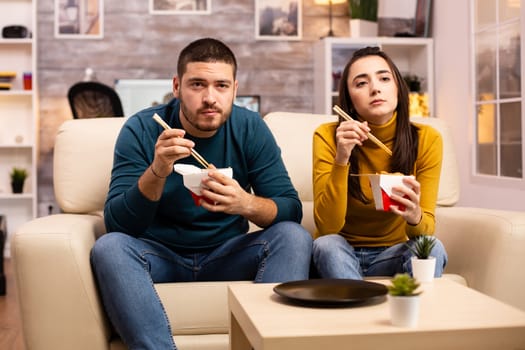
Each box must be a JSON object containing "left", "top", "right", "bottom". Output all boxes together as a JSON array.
[{"left": 67, "top": 81, "right": 124, "bottom": 118}]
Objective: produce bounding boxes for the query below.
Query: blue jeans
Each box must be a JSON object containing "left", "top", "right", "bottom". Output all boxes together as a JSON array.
[
  {"left": 90, "top": 221, "right": 312, "bottom": 350},
  {"left": 312, "top": 234, "right": 447, "bottom": 279}
]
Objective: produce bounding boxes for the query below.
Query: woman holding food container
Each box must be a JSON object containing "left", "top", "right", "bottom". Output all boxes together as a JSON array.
[{"left": 312, "top": 46, "right": 447, "bottom": 280}]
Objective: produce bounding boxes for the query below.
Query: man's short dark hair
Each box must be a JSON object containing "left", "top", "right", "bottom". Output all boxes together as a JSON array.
[{"left": 177, "top": 38, "right": 238, "bottom": 79}]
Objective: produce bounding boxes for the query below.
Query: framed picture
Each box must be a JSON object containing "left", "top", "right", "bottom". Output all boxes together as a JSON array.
[
  {"left": 55, "top": 0, "right": 103, "bottom": 39},
  {"left": 255, "top": 0, "right": 302, "bottom": 40},
  {"left": 235, "top": 95, "right": 261, "bottom": 114},
  {"left": 149, "top": 0, "right": 211, "bottom": 15}
]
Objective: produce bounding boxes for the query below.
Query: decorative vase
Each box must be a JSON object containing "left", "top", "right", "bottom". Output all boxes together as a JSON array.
[
  {"left": 11, "top": 180, "right": 24, "bottom": 194},
  {"left": 389, "top": 294, "right": 420, "bottom": 327},
  {"left": 349, "top": 19, "right": 378, "bottom": 37},
  {"left": 411, "top": 256, "right": 436, "bottom": 283}
]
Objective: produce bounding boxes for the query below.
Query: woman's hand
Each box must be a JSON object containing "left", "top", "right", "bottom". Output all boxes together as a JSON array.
[
  {"left": 334, "top": 120, "right": 370, "bottom": 165},
  {"left": 389, "top": 176, "right": 422, "bottom": 225}
]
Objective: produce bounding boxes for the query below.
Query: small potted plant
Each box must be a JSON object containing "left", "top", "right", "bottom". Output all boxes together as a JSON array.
[
  {"left": 388, "top": 273, "right": 421, "bottom": 327},
  {"left": 403, "top": 74, "right": 422, "bottom": 93},
  {"left": 406, "top": 235, "right": 437, "bottom": 283},
  {"left": 348, "top": 0, "right": 378, "bottom": 37},
  {"left": 10, "top": 167, "right": 28, "bottom": 194}
]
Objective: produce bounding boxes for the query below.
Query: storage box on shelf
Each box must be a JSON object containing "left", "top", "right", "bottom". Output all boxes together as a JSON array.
[
  {"left": 314, "top": 37, "right": 434, "bottom": 117},
  {"left": 0, "top": 0, "right": 37, "bottom": 258}
]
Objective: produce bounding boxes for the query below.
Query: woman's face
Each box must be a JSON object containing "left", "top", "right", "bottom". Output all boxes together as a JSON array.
[{"left": 347, "top": 55, "right": 398, "bottom": 125}]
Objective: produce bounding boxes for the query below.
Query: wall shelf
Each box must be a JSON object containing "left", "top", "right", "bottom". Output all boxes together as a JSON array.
[
  {"left": 0, "top": 0, "right": 37, "bottom": 258},
  {"left": 313, "top": 37, "right": 434, "bottom": 117}
]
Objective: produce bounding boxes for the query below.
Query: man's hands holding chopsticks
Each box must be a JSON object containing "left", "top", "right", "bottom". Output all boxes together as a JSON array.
[
  {"left": 152, "top": 128, "right": 195, "bottom": 178},
  {"left": 334, "top": 119, "right": 371, "bottom": 166}
]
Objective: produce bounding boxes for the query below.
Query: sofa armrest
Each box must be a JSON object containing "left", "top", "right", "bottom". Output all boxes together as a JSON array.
[
  {"left": 435, "top": 207, "right": 525, "bottom": 310},
  {"left": 12, "top": 214, "right": 111, "bottom": 350}
]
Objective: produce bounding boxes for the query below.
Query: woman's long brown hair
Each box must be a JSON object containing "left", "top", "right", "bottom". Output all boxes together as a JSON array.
[{"left": 338, "top": 46, "right": 419, "bottom": 203}]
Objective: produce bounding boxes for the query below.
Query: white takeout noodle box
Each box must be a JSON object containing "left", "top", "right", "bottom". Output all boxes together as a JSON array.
[{"left": 173, "top": 164, "right": 233, "bottom": 205}]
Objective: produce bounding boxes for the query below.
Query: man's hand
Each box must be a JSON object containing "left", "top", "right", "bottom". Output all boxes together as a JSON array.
[
  {"left": 200, "top": 170, "right": 277, "bottom": 227},
  {"left": 200, "top": 170, "right": 250, "bottom": 215},
  {"left": 139, "top": 128, "right": 195, "bottom": 201},
  {"left": 151, "top": 128, "right": 195, "bottom": 177}
]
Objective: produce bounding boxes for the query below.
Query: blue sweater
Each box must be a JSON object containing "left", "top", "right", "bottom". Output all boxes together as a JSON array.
[{"left": 104, "top": 99, "right": 302, "bottom": 250}]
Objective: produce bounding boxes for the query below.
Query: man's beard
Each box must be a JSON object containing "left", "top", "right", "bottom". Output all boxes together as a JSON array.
[{"left": 180, "top": 98, "right": 232, "bottom": 133}]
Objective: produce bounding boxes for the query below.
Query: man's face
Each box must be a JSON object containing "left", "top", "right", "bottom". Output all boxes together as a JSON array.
[{"left": 173, "top": 61, "right": 238, "bottom": 138}]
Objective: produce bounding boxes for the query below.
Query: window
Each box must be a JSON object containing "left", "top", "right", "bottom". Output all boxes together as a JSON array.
[{"left": 472, "top": 0, "right": 523, "bottom": 180}]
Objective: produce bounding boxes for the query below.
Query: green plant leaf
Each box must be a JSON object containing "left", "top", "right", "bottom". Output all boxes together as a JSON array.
[
  {"left": 348, "top": 0, "right": 378, "bottom": 21},
  {"left": 388, "top": 273, "right": 421, "bottom": 296},
  {"left": 10, "top": 167, "right": 28, "bottom": 182},
  {"left": 406, "top": 235, "right": 436, "bottom": 259}
]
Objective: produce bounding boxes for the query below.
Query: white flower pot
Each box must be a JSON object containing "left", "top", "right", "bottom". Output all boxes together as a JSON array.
[
  {"left": 349, "top": 19, "right": 378, "bottom": 38},
  {"left": 411, "top": 256, "right": 436, "bottom": 283},
  {"left": 389, "top": 295, "right": 420, "bottom": 327}
]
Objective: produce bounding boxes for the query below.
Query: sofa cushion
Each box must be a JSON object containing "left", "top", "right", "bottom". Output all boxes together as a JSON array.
[
  {"left": 264, "top": 112, "right": 336, "bottom": 234},
  {"left": 410, "top": 116, "right": 460, "bottom": 206},
  {"left": 155, "top": 281, "right": 251, "bottom": 335},
  {"left": 54, "top": 118, "right": 127, "bottom": 214}
]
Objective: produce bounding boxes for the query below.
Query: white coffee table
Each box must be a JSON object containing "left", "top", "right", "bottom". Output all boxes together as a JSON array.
[{"left": 228, "top": 278, "right": 525, "bottom": 350}]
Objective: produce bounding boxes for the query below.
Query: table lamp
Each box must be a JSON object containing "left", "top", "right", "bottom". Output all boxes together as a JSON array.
[{"left": 315, "top": 0, "right": 346, "bottom": 37}]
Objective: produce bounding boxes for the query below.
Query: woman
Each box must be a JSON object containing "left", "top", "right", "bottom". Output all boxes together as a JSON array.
[{"left": 312, "top": 46, "right": 447, "bottom": 279}]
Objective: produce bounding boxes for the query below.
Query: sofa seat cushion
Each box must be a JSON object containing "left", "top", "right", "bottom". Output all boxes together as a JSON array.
[
  {"left": 110, "top": 334, "right": 229, "bottom": 350},
  {"left": 155, "top": 281, "right": 252, "bottom": 335}
]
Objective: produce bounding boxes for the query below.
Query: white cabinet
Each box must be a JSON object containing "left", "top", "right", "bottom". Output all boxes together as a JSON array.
[
  {"left": 0, "top": 0, "right": 37, "bottom": 257},
  {"left": 314, "top": 37, "right": 434, "bottom": 117}
]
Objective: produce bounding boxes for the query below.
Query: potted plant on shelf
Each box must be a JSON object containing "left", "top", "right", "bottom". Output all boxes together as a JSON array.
[
  {"left": 406, "top": 234, "right": 437, "bottom": 283},
  {"left": 348, "top": 0, "right": 378, "bottom": 37},
  {"left": 10, "top": 167, "right": 28, "bottom": 194},
  {"left": 403, "top": 74, "right": 422, "bottom": 93},
  {"left": 403, "top": 74, "right": 430, "bottom": 117},
  {"left": 388, "top": 273, "right": 421, "bottom": 327}
]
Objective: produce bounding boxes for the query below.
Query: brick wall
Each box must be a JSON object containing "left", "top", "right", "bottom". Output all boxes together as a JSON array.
[{"left": 35, "top": 0, "right": 353, "bottom": 215}]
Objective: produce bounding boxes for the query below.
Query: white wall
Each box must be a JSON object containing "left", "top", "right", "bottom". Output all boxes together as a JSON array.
[
  {"left": 378, "top": 0, "right": 417, "bottom": 18},
  {"left": 433, "top": 0, "right": 524, "bottom": 211}
]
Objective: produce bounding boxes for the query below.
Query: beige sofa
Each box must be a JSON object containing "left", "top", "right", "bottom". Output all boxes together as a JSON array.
[{"left": 13, "top": 112, "right": 525, "bottom": 350}]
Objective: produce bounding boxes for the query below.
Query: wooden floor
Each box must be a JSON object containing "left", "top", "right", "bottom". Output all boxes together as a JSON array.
[{"left": 0, "top": 259, "right": 25, "bottom": 350}]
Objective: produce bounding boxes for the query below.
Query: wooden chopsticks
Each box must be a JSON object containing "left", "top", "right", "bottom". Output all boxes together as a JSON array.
[
  {"left": 152, "top": 113, "right": 211, "bottom": 169},
  {"left": 332, "top": 105, "right": 393, "bottom": 156}
]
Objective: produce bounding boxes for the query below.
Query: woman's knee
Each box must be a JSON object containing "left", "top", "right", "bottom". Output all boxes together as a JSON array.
[
  {"left": 313, "top": 234, "right": 346, "bottom": 254},
  {"left": 431, "top": 238, "right": 448, "bottom": 265}
]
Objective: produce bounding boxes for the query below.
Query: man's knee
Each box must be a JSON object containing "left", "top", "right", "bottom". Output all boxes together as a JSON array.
[
  {"left": 272, "top": 221, "right": 313, "bottom": 247},
  {"left": 91, "top": 232, "right": 130, "bottom": 264}
]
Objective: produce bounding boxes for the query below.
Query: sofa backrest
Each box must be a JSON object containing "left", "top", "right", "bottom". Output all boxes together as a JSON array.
[
  {"left": 264, "top": 112, "right": 460, "bottom": 234},
  {"left": 53, "top": 113, "right": 460, "bottom": 227},
  {"left": 54, "top": 117, "right": 127, "bottom": 214}
]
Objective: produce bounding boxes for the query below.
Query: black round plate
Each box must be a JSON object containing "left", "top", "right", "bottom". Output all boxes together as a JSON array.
[{"left": 273, "top": 279, "right": 388, "bottom": 306}]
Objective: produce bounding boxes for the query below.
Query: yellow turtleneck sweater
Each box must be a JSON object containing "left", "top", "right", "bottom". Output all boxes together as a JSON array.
[{"left": 312, "top": 114, "right": 443, "bottom": 247}]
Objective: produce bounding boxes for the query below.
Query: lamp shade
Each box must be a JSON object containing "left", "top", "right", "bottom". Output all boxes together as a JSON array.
[{"left": 314, "top": 0, "right": 346, "bottom": 4}]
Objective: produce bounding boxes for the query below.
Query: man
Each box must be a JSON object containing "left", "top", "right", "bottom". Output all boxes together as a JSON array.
[{"left": 90, "top": 38, "right": 312, "bottom": 350}]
